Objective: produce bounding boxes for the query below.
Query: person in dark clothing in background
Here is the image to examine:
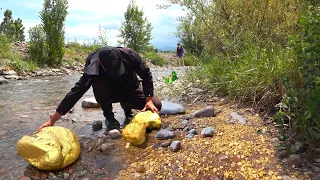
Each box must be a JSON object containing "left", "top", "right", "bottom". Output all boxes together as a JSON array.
[
  {"left": 38, "top": 46, "right": 162, "bottom": 131},
  {"left": 176, "top": 43, "right": 185, "bottom": 67}
]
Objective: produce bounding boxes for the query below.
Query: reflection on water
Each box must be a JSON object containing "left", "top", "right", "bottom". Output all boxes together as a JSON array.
[{"left": 0, "top": 68, "right": 186, "bottom": 179}]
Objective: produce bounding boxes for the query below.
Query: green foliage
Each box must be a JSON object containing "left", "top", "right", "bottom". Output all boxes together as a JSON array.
[
  {"left": 143, "top": 51, "right": 167, "bottom": 67},
  {"left": 119, "top": 0, "right": 152, "bottom": 53},
  {"left": 183, "top": 55, "right": 198, "bottom": 66},
  {"left": 275, "top": 5, "right": 320, "bottom": 140},
  {"left": 0, "top": 9, "right": 25, "bottom": 42},
  {"left": 40, "top": 0, "right": 68, "bottom": 66},
  {"left": 0, "top": 34, "right": 10, "bottom": 58},
  {"left": 97, "top": 25, "right": 108, "bottom": 47},
  {"left": 8, "top": 55, "right": 38, "bottom": 72},
  {"left": 29, "top": 25, "right": 48, "bottom": 65}
]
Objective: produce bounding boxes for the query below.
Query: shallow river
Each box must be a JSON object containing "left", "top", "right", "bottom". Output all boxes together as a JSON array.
[{"left": 0, "top": 68, "right": 186, "bottom": 179}]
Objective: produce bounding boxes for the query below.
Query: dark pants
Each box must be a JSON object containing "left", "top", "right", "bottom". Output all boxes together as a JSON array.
[{"left": 92, "top": 81, "right": 162, "bottom": 123}]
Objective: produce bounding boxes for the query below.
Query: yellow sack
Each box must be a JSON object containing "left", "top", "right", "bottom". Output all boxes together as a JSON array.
[
  {"left": 131, "top": 111, "right": 161, "bottom": 129},
  {"left": 16, "top": 126, "right": 80, "bottom": 171},
  {"left": 122, "top": 122, "right": 146, "bottom": 145},
  {"left": 122, "top": 111, "right": 162, "bottom": 146}
]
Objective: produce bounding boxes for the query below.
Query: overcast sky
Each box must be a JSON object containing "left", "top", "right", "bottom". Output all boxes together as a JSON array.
[{"left": 1, "top": 0, "right": 184, "bottom": 50}]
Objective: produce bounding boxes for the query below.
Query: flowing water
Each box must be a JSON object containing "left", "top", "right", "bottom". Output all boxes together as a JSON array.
[{"left": 0, "top": 68, "right": 187, "bottom": 179}]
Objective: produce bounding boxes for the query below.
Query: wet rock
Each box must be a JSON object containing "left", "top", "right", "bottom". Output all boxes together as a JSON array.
[
  {"left": 0, "top": 76, "right": 9, "bottom": 84},
  {"left": 152, "top": 143, "right": 161, "bottom": 148},
  {"left": 201, "top": 127, "right": 215, "bottom": 137},
  {"left": 282, "top": 176, "right": 298, "bottom": 180},
  {"left": 158, "top": 101, "right": 186, "bottom": 115},
  {"left": 270, "top": 138, "right": 279, "bottom": 144},
  {"left": 156, "top": 129, "right": 174, "bottom": 139},
  {"left": 189, "top": 129, "right": 197, "bottom": 135},
  {"left": 315, "top": 158, "right": 320, "bottom": 163},
  {"left": 63, "top": 173, "right": 70, "bottom": 180},
  {"left": 4, "top": 75, "right": 20, "bottom": 79},
  {"left": 109, "top": 129, "right": 121, "bottom": 139},
  {"left": 229, "top": 112, "right": 247, "bottom": 124},
  {"left": 292, "top": 141, "right": 308, "bottom": 154},
  {"left": 192, "top": 106, "right": 215, "bottom": 118},
  {"left": 218, "top": 154, "right": 229, "bottom": 161},
  {"left": 82, "top": 97, "right": 100, "bottom": 108},
  {"left": 100, "top": 143, "right": 114, "bottom": 153},
  {"left": 3, "top": 70, "right": 17, "bottom": 75},
  {"left": 160, "top": 142, "right": 171, "bottom": 147},
  {"left": 312, "top": 175, "right": 320, "bottom": 180},
  {"left": 288, "top": 154, "right": 303, "bottom": 167},
  {"left": 185, "top": 133, "right": 195, "bottom": 138},
  {"left": 92, "top": 121, "right": 102, "bottom": 131},
  {"left": 136, "top": 166, "right": 146, "bottom": 173},
  {"left": 170, "top": 141, "right": 181, "bottom": 152},
  {"left": 18, "top": 176, "right": 31, "bottom": 180}
]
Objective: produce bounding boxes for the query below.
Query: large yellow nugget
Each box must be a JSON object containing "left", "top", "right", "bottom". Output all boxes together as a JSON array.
[
  {"left": 131, "top": 111, "right": 161, "bottom": 129},
  {"left": 122, "top": 122, "right": 146, "bottom": 146},
  {"left": 16, "top": 126, "right": 80, "bottom": 171}
]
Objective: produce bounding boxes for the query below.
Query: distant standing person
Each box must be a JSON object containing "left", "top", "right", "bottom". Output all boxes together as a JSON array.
[{"left": 176, "top": 43, "right": 185, "bottom": 67}]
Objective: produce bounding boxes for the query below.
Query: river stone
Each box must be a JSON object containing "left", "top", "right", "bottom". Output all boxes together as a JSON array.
[
  {"left": 158, "top": 101, "right": 186, "bottom": 115},
  {"left": 189, "top": 129, "right": 197, "bottom": 135},
  {"left": 229, "top": 112, "right": 247, "bottom": 124},
  {"left": 185, "top": 133, "right": 195, "bottom": 139},
  {"left": 0, "top": 69, "right": 3, "bottom": 75},
  {"left": 82, "top": 97, "right": 100, "bottom": 108},
  {"left": 0, "top": 76, "right": 9, "bottom": 84},
  {"left": 201, "top": 127, "right": 215, "bottom": 137},
  {"left": 92, "top": 121, "right": 102, "bottom": 131},
  {"left": 109, "top": 129, "right": 121, "bottom": 139},
  {"left": 282, "top": 176, "right": 298, "bottom": 180},
  {"left": 160, "top": 142, "right": 171, "bottom": 147},
  {"left": 4, "top": 75, "right": 20, "bottom": 80},
  {"left": 192, "top": 106, "right": 215, "bottom": 118},
  {"left": 312, "top": 175, "right": 320, "bottom": 180},
  {"left": 155, "top": 129, "right": 174, "bottom": 139},
  {"left": 170, "top": 141, "right": 181, "bottom": 152},
  {"left": 288, "top": 154, "right": 303, "bottom": 168},
  {"left": 3, "top": 70, "right": 17, "bottom": 75},
  {"left": 292, "top": 141, "right": 308, "bottom": 154}
]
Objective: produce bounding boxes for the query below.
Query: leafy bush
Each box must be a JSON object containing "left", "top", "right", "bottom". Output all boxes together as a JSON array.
[
  {"left": 29, "top": 25, "right": 48, "bottom": 65},
  {"left": 8, "top": 55, "right": 37, "bottom": 72},
  {"left": 183, "top": 55, "right": 198, "bottom": 66},
  {"left": 143, "top": 52, "right": 167, "bottom": 67}
]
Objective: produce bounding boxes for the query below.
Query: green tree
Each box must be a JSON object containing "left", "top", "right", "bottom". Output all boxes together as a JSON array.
[
  {"left": 0, "top": 9, "right": 25, "bottom": 41},
  {"left": 40, "top": 0, "right": 68, "bottom": 66},
  {"left": 119, "top": 0, "right": 152, "bottom": 53},
  {"left": 29, "top": 25, "right": 48, "bottom": 64}
]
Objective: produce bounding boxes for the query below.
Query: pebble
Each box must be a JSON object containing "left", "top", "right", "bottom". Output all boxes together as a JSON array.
[
  {"left": 100, "top": 143, "right": 113, "bottom": 153},
  {"left": 0, "top": 76, "right": 9, "bottom": 84},
  {"left": 152, "top": 143, "right": 161, "bottom": 148},
  {"left": 47, "top": 173, "right": 58, "bottom": 180},
  {"left": 270, "top": 138, "right": 279, "bottom": 144},
  {"left": 189, "top": 129, "right": 197, "bottom": 135},
  {"left": 288, "top": 154, "right": 303, "bottom": 168},
  {"left": 92, "top": 121, "right": 102, "bottom": 131},
  {"left": 160, "top": 142, "right": 171, "bottom": 147},
  {"left": 181, "top": 120, "right": 188, "bottom": 125},
  {"left": 76, "top": 165, "right": 84, "bottom": 172},
  {"left": 311, "top": 165, "right": 320, "bottom": 173},
  {"left": 109, "top": 129, "right": 121, "bottom": 139},
  {"left": 83, "top": 178, "right": 89, "bottom": 180},
  {"left": 165, "top": 126, "right": 173, "bottom": 131},
  {"left": 312, "top": 175, "right": 320, "bottom": 180},
  {"left": 173, "top": 123, "right": 186, "bottom": 130},
  {"left": 183, "top": 126, "right": 190, "bottom": 131},
  {"left": 292, "top": 141, "right": 308, "bottom": 154},
  {"left": 282, "top": 175, "right": 298, "bottom": 180},
  {"left": 201, "top": 127, "right": 215, "bottom": 137},
  {"left": 209, "top": 175, "right": 221, "bottom": 180},
  {"left": 185, "top": 133, "right": 195, "bottom": 138},
  {"left": 156, "top": 129, "right": 175, "bottom": 139},
  {"left": 229, "top": 112, "right": 247, "bottom": 124},
  {"left": 192, "top": 106, "right": 215, "bottom": 118},
  {"left": 63, "top": 173, "right": 70, "bottom": 180},
  {"left": 3, "top": 70, "right": 17, "bottom": 75},
  {"left": 82, "top": 97, "right": 100, "bottom": 108},
  {"left": 218, "top": 154, "right": 229, "bottom": 161},
  {"left": 170, "top": 141, "right": 181, "bottom": 152},
  {"left": 136, "top": 166, "right": 146, "bottom": 173}
]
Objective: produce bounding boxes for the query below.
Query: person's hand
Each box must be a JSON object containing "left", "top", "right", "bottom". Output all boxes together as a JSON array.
[
  {"left": 142, "top": 97, "right": 159, "bottom": 113},
  {"left": 37, "top": 120, "right": 54, "bottom": 132}
]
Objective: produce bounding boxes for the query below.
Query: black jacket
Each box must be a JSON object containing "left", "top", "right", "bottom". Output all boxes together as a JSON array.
[{"left": 55, "top": 47, "right": 154, "bottom": 115}]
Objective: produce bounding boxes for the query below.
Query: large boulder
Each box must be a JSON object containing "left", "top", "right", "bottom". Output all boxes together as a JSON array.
[
  {"left": 16, "top": 126, "right": 80, "bottom": 171},
  {"left": 82, "top": 97, "right": 100, "bottom": 108},
  {"left": 159, "top": 101, "right": 186, "bottom": 115}
]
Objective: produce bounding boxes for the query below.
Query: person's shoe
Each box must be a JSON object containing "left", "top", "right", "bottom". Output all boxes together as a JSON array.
[{"left": 105, "top": 119, "right": 121, "bottom": 131}]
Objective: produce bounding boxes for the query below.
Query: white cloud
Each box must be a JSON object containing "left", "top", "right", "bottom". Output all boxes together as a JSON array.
[{"left": 20, "top": 0, "right": 185, "bottom": 49}]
